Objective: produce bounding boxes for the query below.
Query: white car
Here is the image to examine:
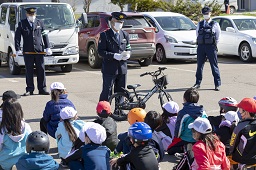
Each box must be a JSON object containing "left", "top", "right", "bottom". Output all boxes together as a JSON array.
[
  {"left": 212, "top": 15, "right": 256, "bottom": 62},
  {"left": 142, "top": 12, "right": 197, "bottom": 64}
]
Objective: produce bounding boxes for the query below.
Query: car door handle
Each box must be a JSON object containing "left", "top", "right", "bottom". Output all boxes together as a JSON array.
[
  {"left": 7, "top": 35, "right": 9, "bottom": 38},
  {"left": 87, "top": 32, "right": 90, "bottom": 34}
]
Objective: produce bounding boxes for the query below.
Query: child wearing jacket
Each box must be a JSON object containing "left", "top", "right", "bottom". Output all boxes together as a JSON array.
[
  {"left": 40, "top": 82, "right": 75, "bottom": 138},
  {"left": 110, "top": 122, "right": 159, "bottom": 170},
  {"left": 0, "top": 99, "right": 32, "bottom": 170},
  {"left": 189, "top": 117, "right": 230, "bottom": 170},
  {"left": 55, "top": 107, "right": 85, "bottom": 162},
  {"left": 64, "top": 122, "right": 110, "bottom": 170},
  {"left": 16, "top": 131, "right": 59, "bottom": 170},
  {"left": 168, "top": 88, "right": 207, "bottom": 155},
  {"left": 93, "top": 101, "right": 118, "bottom": 151}
]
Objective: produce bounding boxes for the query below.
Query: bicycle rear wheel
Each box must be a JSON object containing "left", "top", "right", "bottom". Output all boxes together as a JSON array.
[
  {"left": 159, "top": 90, "right": 173, "bottom": 107},
  {"left": 108, "top": 92, "right": 131, "bottom": 121}
]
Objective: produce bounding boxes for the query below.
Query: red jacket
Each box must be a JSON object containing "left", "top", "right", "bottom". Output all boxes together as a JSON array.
[{"left": 192, "top": 140, "right": 230, "bottom": 170}]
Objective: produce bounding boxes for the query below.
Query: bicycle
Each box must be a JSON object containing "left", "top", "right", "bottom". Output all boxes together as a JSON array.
[{"left": 108, "top": 67, "right": 172, "bottom": 121}]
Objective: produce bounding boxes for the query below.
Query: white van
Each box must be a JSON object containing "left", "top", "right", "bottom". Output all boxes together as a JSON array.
[{"left": 0, "top": 2, "right": 79, "bottom": 75}]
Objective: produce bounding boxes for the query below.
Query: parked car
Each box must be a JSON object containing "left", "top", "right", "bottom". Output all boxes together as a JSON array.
[
  {"left": 212, "top": 15, "right": 256, "bottom": 62},
  {"left": 78, "top": 12, "right": 156, "bottom": 68},
  {"left": 191, "top": 0, "right": 238, "bottom": 14},
  {"left": 142, "top": 12, "right": 197, "bottom": 64}
]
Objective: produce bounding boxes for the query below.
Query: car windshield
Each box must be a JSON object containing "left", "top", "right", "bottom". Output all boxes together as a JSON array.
[
  {"left": 155, "top": 16, "right": 196, "bottom": 31},
  {"left": 233, "top": 19, "right": 256, "bottom": 31},
  {"left": 20, "top": 4, "right": 75, "bottom": 30},
  {"left": 123, "top": 16, "right": 150, "bottom": 28}
]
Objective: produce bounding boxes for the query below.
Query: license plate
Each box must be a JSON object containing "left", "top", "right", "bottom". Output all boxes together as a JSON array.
[
  {"left": 190, "top": 48, "right": 197, "bottom": 54},
  {"left": 44, "top": 57, "right": 55, "bottom": 64},
  {"left": 129, "top": 34, "right": 138, "bottom": 40}
]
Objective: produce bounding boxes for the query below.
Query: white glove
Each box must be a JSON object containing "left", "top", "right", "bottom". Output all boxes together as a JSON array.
[
  {"left": 16, "top": 50, "right": 23, "bottom": 56},
  {"left": 46, "top": 48, "right": 52, "bottom": 55},
  {"left": 121, "top": 51, "right": 131, "bottom": 60},
  {"left": 113, "top": 53, "right": 122, "bottom": 61}
]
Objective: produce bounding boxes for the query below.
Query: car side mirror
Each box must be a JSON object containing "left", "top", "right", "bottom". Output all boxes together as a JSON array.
[
  {"left": 226, "top": 27, "right": 235, "bottom": 33},
  {"left": 81, "top": 13, "right": 88, "bottom": 27}
]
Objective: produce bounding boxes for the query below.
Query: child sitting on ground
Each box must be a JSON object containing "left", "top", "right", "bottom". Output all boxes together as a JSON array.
[
  {"left": 110, "top": 122, "right": 159, "bottom": 170},
  {"left": 93, "top": 101, "right": 118, "bottom": 151},
  {"left": 16, "top": 131, "right": 59, "bottom": 170},
  {"left": 215, "top": 111, "right": 239, "bottom": 155},
  {"left": 0, "top": 99, "right": 32, "bottom": 170},
  {"left": 114, "top": 108, "right": 147, "bottom": 154},
  {"left": 208, "top": 97, "right": 238, "bottom": 132},
  {"left": 144, "top": 111, "right": 165, "bottom": 162},
  {"left": 64, "top": 122, "right": 110, "bottom": 170},
  {"left": 40, "top": 82, "right": 75, "bottom": 138},
  {"left": 189, "top": 117, "right": 230, "bottom": 169},
  {"left": 168, "top": 88, "right": 207, "bottom": 155},
  {"left": 55, "top": 107, "right": 85, "bottom": 164},
  {"left": 156, "top": 100, "right": 179, "bottom": 138}
]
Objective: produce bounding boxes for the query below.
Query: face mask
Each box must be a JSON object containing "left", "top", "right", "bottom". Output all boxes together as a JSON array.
[
  {"left": 203, "top": 14, "right": 210, "bottom": 20},
  {"left": 28, "top": 16, "right": 36, "bottom": 22},
  {"left": 114, "top": 22, "right": 123, "bottom": 31}
]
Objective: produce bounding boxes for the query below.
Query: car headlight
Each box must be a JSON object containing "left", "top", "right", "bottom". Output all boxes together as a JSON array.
[
  {"left": 164, "top": 35, "right": 178, "bottom": 43},
  {"left": 63, "top": 46, "right": 79, "bottom": 55},
  {"left": 252, "top": 38, "right": 256, "bottom": 44}
]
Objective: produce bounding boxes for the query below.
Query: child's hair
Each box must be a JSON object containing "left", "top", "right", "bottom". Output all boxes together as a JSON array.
[
  {"left": 199, "top": 133, "right": 220, "bottom": 151},
  {"left": 0, "top": 98, "right": 23, "bottom": 136},
  {"left": 63, "top": 118, "right": 78, "bottom": 143},
  {"left": 144, "top": 111, "right": 162, "bottom": 131},
  {"left": 51, "top": 89, "right": 65, "bottom": 102},
  {"left": 162, "top": 109, "right": 177, "bottom": 124},
  {"left": 184, "top": 88, "right": 199, "bottom": 103}
]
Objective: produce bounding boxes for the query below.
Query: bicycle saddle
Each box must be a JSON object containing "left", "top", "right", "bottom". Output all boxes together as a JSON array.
[{"left": 127, "top": 84, "right": 141, "bottom": 89}]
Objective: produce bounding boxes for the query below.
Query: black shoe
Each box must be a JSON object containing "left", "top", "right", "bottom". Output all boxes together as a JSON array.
[
  {"left": 192, "top": 84, "right": 200, "bottom": 89},
  {"left": 39, "top": 91, "right": 50, "bottom": 95},
  {"left": 215, "top": 86, "right": 220, "bottom": 91},
  {"left": 23, "top": 91, "right": 33, "bottom": 96}
]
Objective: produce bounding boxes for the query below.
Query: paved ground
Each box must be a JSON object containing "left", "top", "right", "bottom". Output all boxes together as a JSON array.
[{"left": 1, "top": 55, "right": 256, "bottom": 169}]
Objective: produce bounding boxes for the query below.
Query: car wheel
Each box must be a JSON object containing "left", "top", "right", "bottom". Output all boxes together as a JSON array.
[
  {"left": 156, "top": 45, "right": 167, "bottom": 64},
  {"left": 138, "top": 57, "right": 152, "bottom": 67},
  {"left": 60, "top": 64, "right": 72, "bottom": 72},
  {"left": 239, "top": 42, "right": 253, "bottom": 62},
  {"left": 229, "top": 6, "right": 235, "bottom": 14},
  {"left": 88, "top": 44, "right": 102, "bottom": 69},
  {"left": 8, "top": 51, "right": 21, "bottom": 75}
]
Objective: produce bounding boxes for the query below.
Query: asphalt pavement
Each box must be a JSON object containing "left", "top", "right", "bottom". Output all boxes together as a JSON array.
[{"left": 1, "top": 55, "right": 256, "bottom": 170}]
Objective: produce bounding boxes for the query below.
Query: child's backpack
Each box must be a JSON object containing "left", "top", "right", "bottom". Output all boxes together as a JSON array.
[
  {"left": 154, "top": 131, "right": 172, "bottom": 151},
  {"left": 232, "top": 119, "right": 256, "bottom": 165},
  {"left": 172, "top": 144, "right": 194, "bottom": 170}
]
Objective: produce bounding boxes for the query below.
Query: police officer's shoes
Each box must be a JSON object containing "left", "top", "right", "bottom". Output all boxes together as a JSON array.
[
  {"left": 39, "top": 91, "right": 50, "bottom": 95},
  {"left": 192, "top": 84, "right": 200, "bottom": 89},
  {"left": 215, "top": 86, "right": 220, "bottom": 91},
  {"left": 23, "top": 91, "right": 33, "bottom": 96}
]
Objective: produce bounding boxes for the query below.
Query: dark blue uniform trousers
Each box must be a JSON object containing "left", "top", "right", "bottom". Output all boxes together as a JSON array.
[
  {"left": 99, "top": 73, "right": 126, "bottom": 101},
  {"left": 24, "top": 54, "right": 46, "bottom": 92},
  {"left": 195, "top": 44, "right": 221, "bottom": 87}
]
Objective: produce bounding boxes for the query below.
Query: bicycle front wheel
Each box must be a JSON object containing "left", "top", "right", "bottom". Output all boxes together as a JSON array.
[
  {"left": 108, "top": 92, "right": 131, "bottom": 121},
  {"left": 159, "top": 90, "right": 173, "bottom": 107}
]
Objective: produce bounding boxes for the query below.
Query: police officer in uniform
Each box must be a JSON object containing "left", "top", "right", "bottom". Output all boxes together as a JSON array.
[
  {"left": 98, "top": 12, "right": 131, "bottom": 101},
  {"left": 15, "top": 7, "right": 52, "bottom": 96},
  {"left": 193, "top": 7, "right": 221, "bottom": 91}
]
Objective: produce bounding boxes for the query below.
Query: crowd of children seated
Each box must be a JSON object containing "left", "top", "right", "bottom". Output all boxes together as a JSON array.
[{"left": 1, "top": 83, "right": 256, "bottom": 170}]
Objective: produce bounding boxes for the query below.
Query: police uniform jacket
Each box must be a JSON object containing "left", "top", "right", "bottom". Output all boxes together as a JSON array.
[
  {"left": 15, "top": 18, "right": 50, "bottom": 53},
  {"left": 98, "top": 29, "right": 130, "bottom": 75}
]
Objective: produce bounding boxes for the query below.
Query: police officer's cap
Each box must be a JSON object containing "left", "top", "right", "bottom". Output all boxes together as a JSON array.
[
  {"left": 25, "top": 7, "right": 37, "bottom": 14},
  {"left": 110, "top": 12, "right": 127, "bottom": 21},
  {"left": 202, "top": 6, "right": 211, "bottom": 14}
]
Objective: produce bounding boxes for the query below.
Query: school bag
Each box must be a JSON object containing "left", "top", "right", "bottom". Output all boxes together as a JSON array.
[{"left": 153, "top": 131, "right": 172, "bottom": 151}]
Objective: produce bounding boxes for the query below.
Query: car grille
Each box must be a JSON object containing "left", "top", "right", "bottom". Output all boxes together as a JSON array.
[
  {"left": 182, "top": 41, "right": 197, "bottom": 45},
  {"left": 51, "top": 44, "right": 68, "bottom": 49}
]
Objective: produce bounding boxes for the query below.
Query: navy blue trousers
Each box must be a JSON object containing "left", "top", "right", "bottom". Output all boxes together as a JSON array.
[
  {"left": 24, "top": 54, "right": 46, "bottom": 92},
  {"left": 99, "top": 73, "right": 126, "bottom": 101},
  {"left": 195, "top": 44, "right": 221, "bottom": 87}
]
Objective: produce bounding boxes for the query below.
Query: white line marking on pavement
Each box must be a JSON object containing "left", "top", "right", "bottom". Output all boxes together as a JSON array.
[
  {"left": 73, "top": 67, "right": 101, "bottom": 75},
  {"left": 0, "top": 75, "right": 19, "bottom": 82},
  {"left": 151, "top": 65, "right": 196, "bottom": 73},
  {"left": 206, "top": 109, "right": 219, "bottom": 114}
]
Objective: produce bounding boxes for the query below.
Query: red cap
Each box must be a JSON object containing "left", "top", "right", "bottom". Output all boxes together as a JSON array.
[
  {"left": 237, "top": 98, "right": 256, "bottom": 113},
  {"left": 96, "top": 101, "right": 111, "bottom": 115}
]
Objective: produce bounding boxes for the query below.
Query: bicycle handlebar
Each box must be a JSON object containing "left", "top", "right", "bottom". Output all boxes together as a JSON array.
[{"left": 140, "top": 67, "right": 167, "bottom": 77}]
